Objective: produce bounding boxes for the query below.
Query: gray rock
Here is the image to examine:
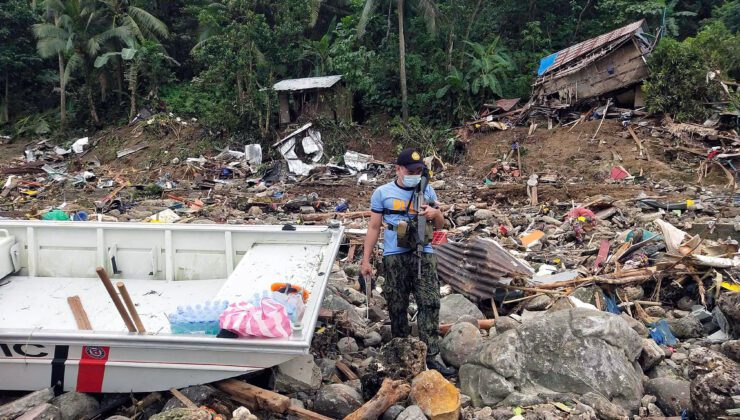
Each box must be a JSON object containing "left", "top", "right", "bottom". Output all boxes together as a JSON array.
[
  {"left": 639, "top": 338, "right": 665, "bottom": 371},
  {"left": 689, "top": 346, "right": 740, "bottom": 420},
  {"left": 456, "top": 314, "right": 480, "bottom": 327},
  {"left": 313, "top": 384, "right": 363, "bottom": 418},
  {"left": 382, "top": 404, "right": 405, "bottom": 420},
  {"left": 247, "top": 206, "right": 263, "bottom": 217},
  {"left": 50, "top": 392, "right": 99, "bottom": 420},
  {"left": 498, "top": 392, "right": 545, "bottom": 407},
  {"left": 440, "top": 322, "right": 482, "bottom": 368},
  {"left": 645, "top": 306, "right": 667, "bottom": 318},
  {"left": 473, "top": 209, "right": 494, "bottom": 221},
  {"left": 718, "top": 292, "right": 740, "bottom": 336},
  {"left": 460, "top": 308, "right": 643, "bottom": 412},
  {"left": 338, "top": 337, "right": 359, "bottom": 354},
  {"left": 272, "top": 355, "right": 322, "bottom": 393},
  {"left": 583, "top": 391, "right": 629, "bottom": 420},
  {"left": 0, "top": 389, "right": 55, "bottom": 419},
  {"left": 647, "top": 403, "right": 664, "bottom": 417},
  {"left": 459, "top": 393, "right": 472, "bottom": 408},
  {"left": 16, "top": 404, "right": 61, "bottom": 420},
  {"left": 343, "top": 264, "right": 361, "bottom": 278},
  {"left": 150, "top": 408, "right": 210, "bottom": 420},
  {"left": 670, "top": 309, "right": 690, "bottom": 319},
  {"left": 622, "top": 286, "right": 644, "bottom": 301},
  {"left": 396, "top": 405, "right": 426, "bottom": 420},
  {"left": 493, "top": 316, "right": 520, "bottom": 333},
  {"left": 379, "top": 338, "right": 427, "bottom": 381},
  {"left": 322, "top": 289, "right": 366, "bottom": 326},
  {"left": 645, "top": 377, "right": 691, "bottom": 416},
  {"left": 439, "top": 294, "right": 484, "bottom": 324},
  {"left": 620, "top": 313, "right": 649, "bottom": 337},
  {"left": 363, "top": 331, "right": 382, "bottom": 347},
  {"left": 641, "top": 394, "right": 657, "bottom": 407},
  {"left": 343, "top": 287, "right": 367, "bottom": 305},
  {"left": 162, "top": 385, "right": 216, "bottom": 411},
  {"left": 667, "top": 316, "right": 704, "bottom": 339},
  {"left": 525, "top": 294, "right": 552, "bottom": 311},
  {"left": 569, "top": 285, "right": 604, "bottom": 306},
  {"left": 317, "top": 358, "right": 337, "bottom": 381},
  {"left": 677, "top": 296, "right": 696, "bottom": 311},
  {"left": 721, "top": 340, "right": 740, "bottom": 362},
  {"left": 456, "top": 215, "right": 473, "bottom": 226},
  {"left": 646, "top": 361, "right": 681, "bottom": 379},
  {"left": 671, "top": 351, "right": 688, "bottom": 364}
]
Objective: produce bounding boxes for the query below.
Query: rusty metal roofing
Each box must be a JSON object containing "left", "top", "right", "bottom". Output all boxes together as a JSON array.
[
  {"left": 436, "top": 238, "right": 534, "bottom": 303},
  {"left": 538, "top": 20, "right": 645, "bottom": 77},
  {"left": 272, "top": 75, "right": 342, "bottom": 91}
]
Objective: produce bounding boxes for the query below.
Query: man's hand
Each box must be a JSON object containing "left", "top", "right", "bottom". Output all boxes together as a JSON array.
[
  {"left": 419, "top": 204, "right": 441, "bottom": 220},
  {"left": 360, "top": 259, "right": 374, "bottom": 277}
]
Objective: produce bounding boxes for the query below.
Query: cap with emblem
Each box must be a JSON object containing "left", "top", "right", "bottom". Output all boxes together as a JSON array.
[{"left": 396, "top": 148, "right": 424, "bottom": 171}]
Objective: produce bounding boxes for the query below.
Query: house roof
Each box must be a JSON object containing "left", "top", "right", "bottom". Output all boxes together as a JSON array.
[
  {"left": 272, "top": 75, "right": 343, "bottom": 92},
  {"left": 537, "top": 20, "right": 645, "bottom": 77}
]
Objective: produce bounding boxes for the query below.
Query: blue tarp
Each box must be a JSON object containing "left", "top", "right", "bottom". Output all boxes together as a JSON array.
[{"left": 537, "top": 53, "right": 558, "bottom": 76}]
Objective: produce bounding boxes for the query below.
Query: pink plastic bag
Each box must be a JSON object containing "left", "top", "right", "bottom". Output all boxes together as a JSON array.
[{"left": 219, "top": 298, "right": 292, "bottom": 338}]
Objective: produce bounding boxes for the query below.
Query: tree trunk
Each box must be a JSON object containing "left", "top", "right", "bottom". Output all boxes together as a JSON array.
[
  {"left": 58, "top": 53, "right": 66, "bottom": 132},
  {"left": 397, "top": 0, "right": 408, "bottom": 122},
  {"left": 459, "top": 0, "right": 483, "bottom": 69},
  {"left": 128, "top": 64, "right": 138, "bottom": 121},
  {"left": 1, "top": 73, "right": 8, "bottom": 124},
  {"left": 85, "top": 70, "right": 100, "bottom": 126}
]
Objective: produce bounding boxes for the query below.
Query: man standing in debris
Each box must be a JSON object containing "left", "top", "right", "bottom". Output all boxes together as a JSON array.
[{"left": 360, "top": 148, "right": 455, "bottom": 376}]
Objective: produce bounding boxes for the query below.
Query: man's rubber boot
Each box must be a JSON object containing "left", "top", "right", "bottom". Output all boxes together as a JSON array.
[{"left": 426, "top": 357, "right": 456, "bottom": 377}]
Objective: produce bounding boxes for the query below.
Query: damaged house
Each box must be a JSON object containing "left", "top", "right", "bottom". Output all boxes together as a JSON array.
[
  {"left": 533, "top": 20, "right": 657, "bottom": 109},
  {"left": 271, "top": 75, "right": 352, "bottom": 125}
]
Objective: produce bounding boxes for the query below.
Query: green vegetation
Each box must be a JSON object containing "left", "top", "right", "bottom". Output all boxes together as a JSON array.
[{"left": 0, "top": 0, "right": 738, "bottom": 142}]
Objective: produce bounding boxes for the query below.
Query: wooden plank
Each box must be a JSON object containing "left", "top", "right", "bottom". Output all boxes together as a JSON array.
[
  {"left": 170, "top": 388, "right": 198, "bottom": 409},
  {"left": 67, "top": 296, "right": 93, "bottom": 330},
  {"left": 288, "top": 405, "right": 334, "bottom": 420},
  {"left": 215, "top": 379, "right": 291, "bottom": 414},
  {"left": 335, "top": 359, "right": 359, "bottom": 381}
]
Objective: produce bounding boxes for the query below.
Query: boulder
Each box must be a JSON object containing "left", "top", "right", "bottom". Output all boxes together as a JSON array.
[
  {"left": 569, "top": 285, "right": 605, "bottom": 306},
  {"left": 396, "top": 405, "right": 427, "bottom": 420},
  {"left": 313, "top": 384, "right": 363, "bottom": 418},
  {"left": 620, "top": 313, "right": 649, "bottom": 337},
  {"left": 667, "top": 316, "right": 704, "bottom": 339},
  {"left": 525, "top": 295, "right": 552, "bottom": 311},
  {"left": 473, "top": 209, "right": 494, "bottom": 222},
  {"left": 149, "top": 409, "right": 210, "bottom": 420},
  {"left": 721, "top": 340, "right": 740, "bottom": 362},
  {"left": 583, "top": 392, "right": 629, "bottom": 420},
  {"left": 639, "top": 338, "right": 665, "bottom": 371},
  {"left": 440, "top": 322, "right": 482, "bottom": 368},
  {"left": 718, "top": 292, "right": 740, "bottom": 336},
  {"left": 338, "top": 337, "right": 359, "bottom": 354},
  {"left": 379, "top": 338, "right": 427, "bottom": 381},
  {"left": 363, "top": 331, "right": 383, "bottom": 347},
  {"left": 644, "top": 377, "right": 691, "bottom": 416},
  {"left": 410, "top": 370, "right": 461, "bottom": 420},
  {"left": 16, "top": 404, "right": 61, "bottom": 420},
  {"left": 439, "top": 294, "right": 484, "bottom": 324},
  {"left": 272, "top": 355, "right": 322, "bottom": 393},
  {"left": 382, "top": 404, "right": 405, "bottom": 420},
  {"left": 459, "top": 308, "right": 643, "bottom": 412},
  {"left": 455, "top": 314, "right": 480, "bottom": 327},
  {"left": 162, "top": 385, "right": 216, "bottom": 411},
  {"left": 317, "top": 358, "right": 338, "bottom": 381},
  {"left": 689, "top": 346, "right": 740, "bottom": 420},
  {"left": 322, "top": 289, "right": 366, "bottom": 327},
  {"left": 232, "top": 407, "right": 259, "bottom": 420},
  {"left": 50, "top": 392, "right": 99, "bottom": 420},
  {"left": 493, "top": 316, "right": 520, "bottom": 333}
]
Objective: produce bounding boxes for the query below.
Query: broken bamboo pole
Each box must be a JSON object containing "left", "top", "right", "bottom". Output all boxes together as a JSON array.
[
  {"left": 116, "top": 282, "right": 146, "bottom": 333},
  {"left": 439, "top": 318, "right": 495, "bottom": 335},
  {"left": 96, "top": 267, "right": 136, "bottom": 333},
  {"left": 344, "top": 379, "right": 411, "bottom": 420}
]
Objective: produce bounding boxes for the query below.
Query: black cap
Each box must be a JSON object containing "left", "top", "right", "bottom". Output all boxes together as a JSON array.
[{"left": 396, "top": 148, "right": 424, "bottom": 171}]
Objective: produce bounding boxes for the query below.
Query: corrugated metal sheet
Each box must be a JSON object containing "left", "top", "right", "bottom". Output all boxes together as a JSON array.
[
  {"left": 436, "top": 238, "right": 534, "bottom": 303},
  {"left": 272, "top": 75, "right": 342, "bottom": 91},
  {"left": 538, "top": 20, "right": 645, "bottom": 76}
]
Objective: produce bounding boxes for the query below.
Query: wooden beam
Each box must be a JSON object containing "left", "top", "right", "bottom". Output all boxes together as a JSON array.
[
  {"left": 215, "top": 379, "right": 290, "bottom": 414},
  {"left": 67, "top": 296, "right": 93, "bottom": 330},
  {"left": 169, "top": 388, "right": 198, "bottom": 410},
  {"left": 335, "top": 359, "right": 359, "bottom": 381}
]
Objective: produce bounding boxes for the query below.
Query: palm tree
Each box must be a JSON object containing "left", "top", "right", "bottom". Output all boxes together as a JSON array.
[
  {"left": 358, "top": 0, "right": 438, "bottom": 122},
  {"left": 34, "top": 0, "right": 131, "bottom": 126}
]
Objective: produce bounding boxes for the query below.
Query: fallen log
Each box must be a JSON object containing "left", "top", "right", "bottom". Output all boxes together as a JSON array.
[
  {"left": 439, "top": 319, "right": 496, "bottom": 335},
  {"left": 344, "top": 379, "right": 411, "bottom": 420},
  {"left": 0, "top": 388, "right": 54, "bottom": 419}
]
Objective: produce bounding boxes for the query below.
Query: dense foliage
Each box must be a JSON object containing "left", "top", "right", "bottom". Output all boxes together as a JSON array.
[{"left": 0, "top": 0, "right": 738, "bottom": 140}]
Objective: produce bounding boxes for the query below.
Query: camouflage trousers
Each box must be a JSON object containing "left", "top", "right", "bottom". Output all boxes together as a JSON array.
[{"left": 382, "top": 251, "right": 440, "bottom": 356}]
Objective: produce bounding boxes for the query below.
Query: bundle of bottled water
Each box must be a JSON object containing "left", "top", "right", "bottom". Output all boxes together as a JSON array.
[{"left": 168, "top": 300, "right": 229, "bottom": 335}]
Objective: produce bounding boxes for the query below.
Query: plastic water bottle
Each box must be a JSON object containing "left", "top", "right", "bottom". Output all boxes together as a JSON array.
[{"left": 168, "top": 300, "right": 228, "bottom": 335}]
